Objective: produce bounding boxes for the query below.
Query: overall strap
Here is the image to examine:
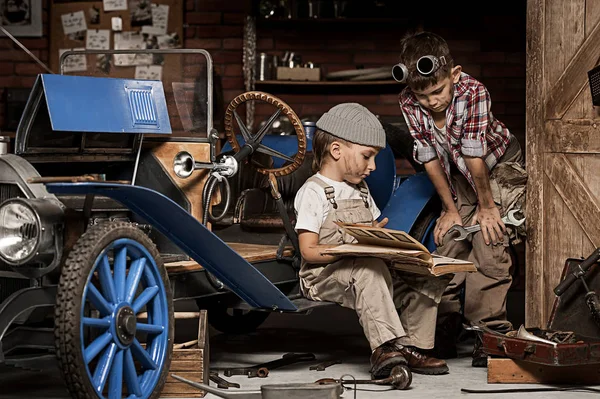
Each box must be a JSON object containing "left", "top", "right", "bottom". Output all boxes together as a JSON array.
[
  {"left": 306, "top": 175, "right": 338, "bottom": 209},
  {"left": 357, "top": 180, "right": 370, "bottom": 208}
]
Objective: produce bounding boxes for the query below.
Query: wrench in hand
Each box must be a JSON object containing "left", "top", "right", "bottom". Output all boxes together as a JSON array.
[{"left": 447, "top": 209, "right": 525, "bottom": 242}]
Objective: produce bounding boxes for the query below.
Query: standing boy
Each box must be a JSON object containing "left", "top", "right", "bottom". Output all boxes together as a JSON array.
[
  {"left": 294, "top": 103, "right": 449, "bottom": 378},
  {"left": 395, "top": 32, "right": 526, "bottom": 366}
]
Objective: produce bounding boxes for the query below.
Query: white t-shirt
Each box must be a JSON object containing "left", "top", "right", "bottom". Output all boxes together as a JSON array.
[{"left": 294, "top": 173, "right": 381, "bottom": 234}]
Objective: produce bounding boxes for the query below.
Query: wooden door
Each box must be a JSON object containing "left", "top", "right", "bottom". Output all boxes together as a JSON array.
[{"left": 527, "top": 1, "right": 600, "bottom": 327}]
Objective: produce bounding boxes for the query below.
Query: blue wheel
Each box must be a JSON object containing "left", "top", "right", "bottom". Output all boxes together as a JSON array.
[{"left": 55, "top": 222, "right": 173, "bottom": 399}]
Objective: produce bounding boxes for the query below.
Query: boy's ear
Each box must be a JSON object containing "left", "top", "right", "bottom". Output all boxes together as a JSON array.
[
  {"left": 329, "top": 141, "right": 342, "bottom": 160},
  {"left": 451, "top": 65, "right": 462, "bottom": 83}
]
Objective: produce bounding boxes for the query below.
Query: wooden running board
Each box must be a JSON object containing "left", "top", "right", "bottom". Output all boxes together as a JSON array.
[{"left": 165, "top": 242, "right": 293, "bottom": 273}]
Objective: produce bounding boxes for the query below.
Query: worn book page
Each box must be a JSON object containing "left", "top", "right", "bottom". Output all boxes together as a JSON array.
[
  {"left": 335, "top": 222, "right": 429, "bottom": 252},
  {"left": 321, "top": 244, "right": 431, "bottom": 267}
]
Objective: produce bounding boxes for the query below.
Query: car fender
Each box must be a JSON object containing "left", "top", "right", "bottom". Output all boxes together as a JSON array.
[{"left": 44, "top": 182, "right": 297, "bottom": 312}]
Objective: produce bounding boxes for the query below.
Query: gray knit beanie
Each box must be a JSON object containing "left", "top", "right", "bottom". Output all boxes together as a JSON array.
[{"left": 316, "top": 103, "right": 386, "bottom": 148}]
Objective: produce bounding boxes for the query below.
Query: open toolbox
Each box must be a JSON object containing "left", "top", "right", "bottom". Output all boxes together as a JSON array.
[{"left": 480, "top": 256, "right": 600, "bottom": 366}]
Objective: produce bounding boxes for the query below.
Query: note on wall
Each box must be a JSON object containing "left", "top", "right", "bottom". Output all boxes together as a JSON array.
[
  {"left": 135, "top": 65, "right": 163, "bottom": 81},
  {"left": 141, "top": 4, "right": 168, "bottom": 35},
  {"left": 86, "top": 30, "right": 110, "bottom": 50},
  {"left": 61, "top": 11, "right": 87, "bottom": 35},
  {"left": 59, "top": 48, "right": 87, "bottom": 73},
  {"left": 114, "top": 31, "right": 146, "bottom": 66},
  {"left": 103, "top": 0, "right": 128, "bottom": 12}
]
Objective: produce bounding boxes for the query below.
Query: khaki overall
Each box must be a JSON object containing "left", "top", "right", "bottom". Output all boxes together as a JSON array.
[
  {"left": 435, "top": 138, "right": 526, "bottom": 332},
  {"left": 299, "top": 176, "right": 449, "bottom": 351}
]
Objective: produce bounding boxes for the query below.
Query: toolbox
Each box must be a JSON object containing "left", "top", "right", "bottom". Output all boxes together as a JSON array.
[{"left": 480, "top": 257, "right": 600, "bottom": 366}]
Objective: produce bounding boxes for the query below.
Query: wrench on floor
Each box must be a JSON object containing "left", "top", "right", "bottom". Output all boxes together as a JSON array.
[
  {"left": 221, "top": 352, "right": 316, "bottom": 378},
  {"left": 209, "top": 371, "right": 241, "bottom": 389},
  {"left": 447, "top": 209, "right": 525, "bottom": 241}
]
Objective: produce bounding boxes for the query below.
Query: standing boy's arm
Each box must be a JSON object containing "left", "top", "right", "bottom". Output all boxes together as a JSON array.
[
  {"left": 423, "top": 160, "right": 462, "bottom": 245},
  {"left": 298, "top": 230, "right": 340, "bottom": 264},
  {"left": 464, "top": 157, "right": 506, "bottom": 245}
]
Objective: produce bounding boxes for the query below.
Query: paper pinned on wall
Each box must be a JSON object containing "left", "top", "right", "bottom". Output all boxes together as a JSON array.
[
  {"left": 103, "top": 0, "right": 128, "bottom": 12},
  {"left": 86, "top": 30, "right": 110, "bottom": 50},
  {"left": 59, "top": 48, "right": 88, "bottom": 73},
  {"left": 61, "top": 11, "right": 87, "bottom": 35},
  {"left": 114, "top": 31, "right": 149, "bottom": 66},
  {"left": 141, "top": 4, "right": 169, "bottom": 35},
  {"left": 135, "top": 65, "right": 163, "bottom": 81}
]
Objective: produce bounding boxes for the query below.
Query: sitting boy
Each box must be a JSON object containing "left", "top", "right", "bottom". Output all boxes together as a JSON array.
[{"left": 293, "top": 103, "right": 449, "bottom": 378}]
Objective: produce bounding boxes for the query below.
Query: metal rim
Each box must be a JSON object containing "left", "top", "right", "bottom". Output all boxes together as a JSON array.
[
  {"left": 224, "top": 91, "right": 307, "bottom": 176},
  {"left": 80, "top": 238, "right": 169, "bottom": 398}
]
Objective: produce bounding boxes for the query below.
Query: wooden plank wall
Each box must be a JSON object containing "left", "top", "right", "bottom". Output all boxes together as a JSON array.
[{"left": 527, "top": 0, "right": 600, "bottom": 327}]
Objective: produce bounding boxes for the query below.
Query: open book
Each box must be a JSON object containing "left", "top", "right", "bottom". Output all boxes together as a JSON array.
[{"left": 320, "top": 222, "right": 477, "bottom": 277}]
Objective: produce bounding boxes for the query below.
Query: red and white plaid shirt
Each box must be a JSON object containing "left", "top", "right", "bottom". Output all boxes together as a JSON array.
[{"left": 399, "top": 72, "right": 512, "bottom": 195}]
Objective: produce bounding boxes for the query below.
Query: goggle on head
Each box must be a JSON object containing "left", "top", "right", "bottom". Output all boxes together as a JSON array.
[{"left": 392, "top": 55, "right": 450, "bottom": 84}]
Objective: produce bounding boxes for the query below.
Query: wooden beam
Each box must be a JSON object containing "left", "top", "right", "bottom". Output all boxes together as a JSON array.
[
  {"left": 488, "top": 358, "right": 600, "bottom": 384},
  {"left": 525, "top": 0, "right": 545, "bottom": 328},
  {"left": 546, "top": 119, "right": 600, "bottom": 153},
  {"left": 544, "top": 18, "right": 600, "bottom": 119},
  {"left": 545, "top": 154, "right": 600, "bottom": 247}
]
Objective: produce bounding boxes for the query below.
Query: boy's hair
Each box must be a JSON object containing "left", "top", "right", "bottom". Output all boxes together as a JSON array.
[
  {"left": 399, "top": 31, "right": 454, "bottom": 91},
  {"left": 311, "top": 128, "right": 351, "bottom": 173}
]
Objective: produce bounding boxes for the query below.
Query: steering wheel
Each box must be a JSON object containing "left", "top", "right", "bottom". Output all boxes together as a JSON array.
[{"left": 224, "top": 91, "right": 307, "bottom": 177}]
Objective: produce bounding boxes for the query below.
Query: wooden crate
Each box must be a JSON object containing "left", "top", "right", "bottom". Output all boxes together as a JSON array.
[
  {"left": 488, "top": 358, "right": 600, "bottom": 384},
  {"left": 161, "top": 310, "right": 210, "bottom": 397}
]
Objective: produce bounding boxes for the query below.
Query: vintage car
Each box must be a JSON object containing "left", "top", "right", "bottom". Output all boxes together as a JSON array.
[{"left": 0, "top": 49, "right": 439, "bottom": 398}]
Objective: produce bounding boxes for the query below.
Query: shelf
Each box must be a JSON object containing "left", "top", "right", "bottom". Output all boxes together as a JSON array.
[{"left": 256, "top": 80, "right": 401, "bottom": 86}]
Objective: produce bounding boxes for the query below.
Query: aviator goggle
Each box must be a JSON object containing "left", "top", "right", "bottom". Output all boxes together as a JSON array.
[{"left": 392, "top": 55, "right": 450, "bottom": 84}]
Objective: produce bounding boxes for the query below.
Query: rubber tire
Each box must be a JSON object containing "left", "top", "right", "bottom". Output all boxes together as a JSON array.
[
  {"left": 410, "top": 198, "right": 441, "bottom": 242},
  {"left": 200, "top": 302, "right": 270, "bottom": 334},
  {"left": 55, "top": 222, "right": 174, "bottom": 399}
]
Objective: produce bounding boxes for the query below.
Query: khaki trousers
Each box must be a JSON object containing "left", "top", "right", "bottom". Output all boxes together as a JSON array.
[
  {"left": 304, "top": 257, "right": 447, "bottom": 351},
  {"left": 435, "top": 143, "right": 524, "bottom": 333}
]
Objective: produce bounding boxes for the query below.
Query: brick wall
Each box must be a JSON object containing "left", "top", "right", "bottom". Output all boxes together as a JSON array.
[{"left": 0, "top": 0, "right": 525, "bottom": 156}]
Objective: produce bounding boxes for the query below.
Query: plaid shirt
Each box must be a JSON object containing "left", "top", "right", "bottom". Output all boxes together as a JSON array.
[{"left": 399, "top": 72, "right": 512, "bottom": 195}]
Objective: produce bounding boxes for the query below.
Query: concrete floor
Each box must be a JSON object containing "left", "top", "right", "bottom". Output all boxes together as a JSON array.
[{"left": 1, "top": 304, "right": 599, "bottom": 399}]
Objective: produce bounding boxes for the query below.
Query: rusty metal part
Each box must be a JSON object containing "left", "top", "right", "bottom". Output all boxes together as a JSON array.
[
  {"left": 224, "top": 91, "right": 307, "bottom": 177},
  {"left": 221, "top": 352, "right": 316, "bottom": 378},
  {"left": 315, "top": 365, "right": 412, "bottom": 390},
  {"left": 448, "top": 209, "right": 525, "bottom": 241},
  {"left": 210, "top": 371, "right": 241, "bottom": 389},
  {"left": 310, "top": 359, "right": 341, "bottom": 371}
]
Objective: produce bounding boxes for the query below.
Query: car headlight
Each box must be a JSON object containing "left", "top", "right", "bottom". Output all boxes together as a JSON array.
[{"left": 0, "top": 198, "right": 63, "bottom": 268}]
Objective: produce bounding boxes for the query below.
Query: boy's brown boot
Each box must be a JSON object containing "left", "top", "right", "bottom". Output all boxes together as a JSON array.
[
  {"left": 397, "top": 346, "right": 449, "bottom": 375},
  {"left": 369, "top": 342, "right": 407, "bottom": 379}
]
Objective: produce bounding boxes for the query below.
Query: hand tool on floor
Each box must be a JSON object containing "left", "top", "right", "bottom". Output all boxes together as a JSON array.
[
  {"left": 315, "top": 364, "right": 412, "bottom": 390},
  {"left": 310, "top": 359, "right": 341, "bottom": 371},
  {"left": 221, "top": 352, "right": 316, "bottom": 378},
  {"left": 210, "top": 371, "right": 241, "bottom": 389},
  {"left": 447, "top": 209, "right": 525, "bottom": 241},
  {"left": 171, "top": 373, "right": 346, "bottom": 399}
]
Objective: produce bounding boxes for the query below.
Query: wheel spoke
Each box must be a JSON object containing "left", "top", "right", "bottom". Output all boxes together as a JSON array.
[
  {"left": 98, "top": 255, "right": 118, "bottom": 304},
  {"left": 256, "top": 144, "right": 295, "bottom": 162},
  {"left": 84, "top": 331, "right": 113, "bottom": 364},
  {"left": 254, "top": 108, "right": 282, "bottom": 143},
  {"left": 83, "top": 316, "right": 111, "bottom": 329},
  {"left": 131, "top": 338, "right": 157, "bottom": 370},
  {"left": 132, "top": 286, "right": 159, "bottom": 314},
  {"left": 125, "top": 258, "right": 146, "bottom": 304},
  {"left": 114, "top": 246, "right": 128, "bottom": 302},
  {"left": 92, "top": 342, "right": 117, "bottom": 394},
  {"left": 87, "top": 284, "right": 114, "bottom": 316},
  {"left": 124, "top": 348, "right": 142, "bottom": 396},
  {"left": 233, "top": 110, "right": 252, "bottom": 143},
  {"left": 136, "top": 322, "right": 163, "bottom": 335},
  {"left": 107, "top": 349, "right": 123, "bottom": 399}
]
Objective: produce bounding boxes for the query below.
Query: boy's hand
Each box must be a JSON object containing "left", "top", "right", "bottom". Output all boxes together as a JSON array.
[
  {"left": 373, "top": 217, "right": 389, "bottom": 228},
  {"left": 473, "top": 206, "right": 506, "bottom": 245},
  {"left": 435, "top": 210, "right": 462, "bottom": 246}
]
